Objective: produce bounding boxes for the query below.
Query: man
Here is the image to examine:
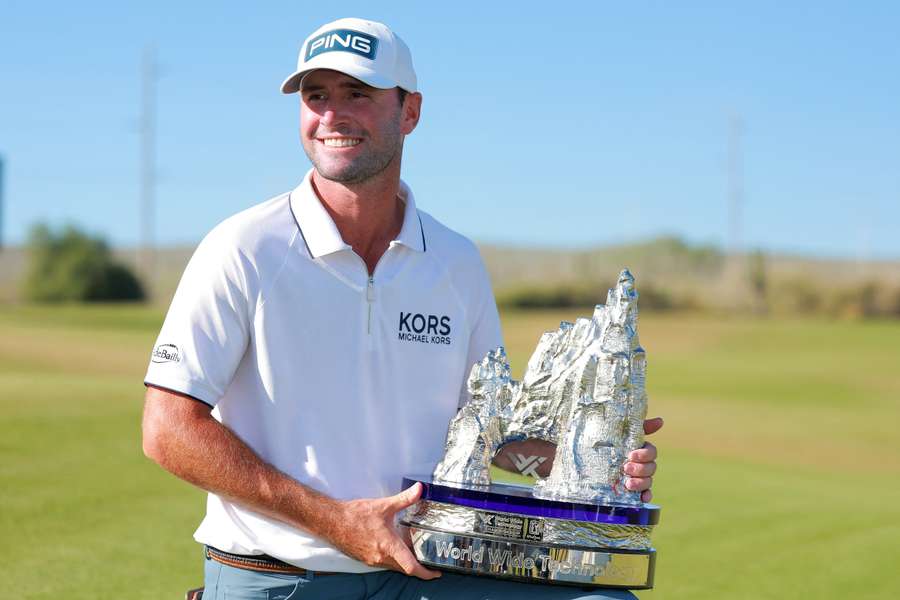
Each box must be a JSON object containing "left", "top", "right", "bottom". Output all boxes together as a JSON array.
[{"left": 142, "top": 17, "right": 661, "bottom": 600}]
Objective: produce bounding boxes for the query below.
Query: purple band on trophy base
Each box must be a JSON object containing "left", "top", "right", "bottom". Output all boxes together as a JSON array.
[{"left": 404, "top": 476, "right": 660, "bottom": 526}]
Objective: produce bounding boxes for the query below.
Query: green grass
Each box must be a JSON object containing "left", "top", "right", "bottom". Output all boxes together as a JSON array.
[
  {"left": 506, "top": 310, "right": 900, "bottom": 599},
  {"left": 1, "top": 305, "right": 898, "bottom": 598},
  {"left": 0, "top": 304, "right": 205, "bottom": 598}
]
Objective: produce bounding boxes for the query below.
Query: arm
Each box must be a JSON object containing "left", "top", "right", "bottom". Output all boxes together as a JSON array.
[{"left": 141, "top": 385, "right": 440, "bottom": 579}]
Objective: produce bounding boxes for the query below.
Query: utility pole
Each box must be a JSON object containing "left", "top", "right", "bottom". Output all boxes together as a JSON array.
[
  {"left": 727, "top": 114, "right": 744, "bottom": 258},
  {"left": 139, "top": 45, "right": 158, "bottom": 289},
  {"left": 0, "top": 154, "right": 5, "bottom": 251},
  {"left": 726, "top": 114, "right": 754, "bottom": 309}
]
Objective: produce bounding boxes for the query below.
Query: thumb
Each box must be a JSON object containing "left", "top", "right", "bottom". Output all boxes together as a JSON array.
[
  {"left": 388, "top": 481, "right": 423, "bottom": 511},
  {"left": 643, "top": 416, "right": 664, "bottom": 436}
]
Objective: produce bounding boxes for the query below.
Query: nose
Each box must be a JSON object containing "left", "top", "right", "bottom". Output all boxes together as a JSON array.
[
  {"left": 318, "top": 99, "right": 350, "bottom": 129},
  {"left": 319, "top": 110, "right": 338, "bottom": 128}
]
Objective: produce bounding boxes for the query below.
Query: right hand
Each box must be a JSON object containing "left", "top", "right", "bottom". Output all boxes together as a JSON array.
[{"left": 332, "top": 482, "right": 441, "bottom": 580}]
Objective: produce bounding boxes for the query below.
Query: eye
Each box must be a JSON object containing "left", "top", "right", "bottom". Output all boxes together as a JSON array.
[
  {"left": 304, "top": 92, "right": 326, "bottom": 102},
  {"left": 350, "top": 90, "right": 369, "bottom": 99}
]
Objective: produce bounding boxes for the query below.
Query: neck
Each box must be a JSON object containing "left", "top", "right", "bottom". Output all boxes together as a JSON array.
[{"left": 310, "top": 162, "right": 405, "bottom": 274}]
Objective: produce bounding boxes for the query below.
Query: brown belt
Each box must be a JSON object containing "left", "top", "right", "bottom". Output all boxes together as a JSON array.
[{"left": 205, "top": 546, "right": 340, "bottom": 577}]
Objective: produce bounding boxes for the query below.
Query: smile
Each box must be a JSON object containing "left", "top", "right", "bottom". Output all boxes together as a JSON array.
[{"left": 321, "top": 138, "right": 362, "bottom": 147}]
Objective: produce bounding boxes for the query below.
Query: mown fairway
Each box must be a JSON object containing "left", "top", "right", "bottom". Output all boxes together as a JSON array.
[{"left": 1, "top": 304, "right": 898, "bottom": 599}]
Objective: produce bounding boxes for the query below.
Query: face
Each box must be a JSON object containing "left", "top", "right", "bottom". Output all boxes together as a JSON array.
[{"left": 299, "top": 69, "right": 420, "bottom": 184}]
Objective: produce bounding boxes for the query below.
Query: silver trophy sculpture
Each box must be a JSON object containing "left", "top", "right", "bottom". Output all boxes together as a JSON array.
[{"left": 400, "top": 270, "right": 660, "bottom": 589}]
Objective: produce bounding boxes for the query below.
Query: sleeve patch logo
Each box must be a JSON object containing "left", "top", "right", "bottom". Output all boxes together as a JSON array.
[{"left": 152, "top": 343, "right": 181, "bottom": 363}]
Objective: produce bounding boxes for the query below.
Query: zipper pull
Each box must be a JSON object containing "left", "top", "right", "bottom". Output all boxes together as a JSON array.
[{"left": 367, "top": 276, "right": 375, "bottom": 334}]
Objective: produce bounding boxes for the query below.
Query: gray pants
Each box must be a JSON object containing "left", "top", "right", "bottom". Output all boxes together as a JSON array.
[{"left": 203, "top": 556, "right": 637, "bottom": 600}]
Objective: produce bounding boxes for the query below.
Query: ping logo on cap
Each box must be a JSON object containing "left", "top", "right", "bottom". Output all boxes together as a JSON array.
[{"left": 306, "top": 29, "right": 378, "bottom": 62}]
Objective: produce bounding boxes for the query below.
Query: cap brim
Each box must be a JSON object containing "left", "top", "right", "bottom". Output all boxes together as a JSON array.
[{"left": 280, "top": 60, "right": 397, "bottom": 94}]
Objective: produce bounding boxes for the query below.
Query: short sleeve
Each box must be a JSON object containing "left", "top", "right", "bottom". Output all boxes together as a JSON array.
[
  {"left": 144, "top": 226, "right": 255, "bottom": 407},
  {"left": 457, "top": 253, "right": 503, "bottom": 408}
]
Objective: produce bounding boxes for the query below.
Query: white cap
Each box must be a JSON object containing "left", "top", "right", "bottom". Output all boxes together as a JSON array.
[{"left": 280, "top": 18, "right": 417, "bottom": 94}]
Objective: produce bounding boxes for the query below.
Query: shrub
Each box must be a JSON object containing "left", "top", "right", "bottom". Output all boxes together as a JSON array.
[
  {"left": 23, "top": 224, "right": 145, "bottom": 302},
  {"left": 495, "top": 281, "right": 676, "bottom": 311},
  {"left": 826, "top": 281, "right": 900, "bottom": 319},
  {"left": 770, "top": 277, "right": 823, "bottom": 315}
]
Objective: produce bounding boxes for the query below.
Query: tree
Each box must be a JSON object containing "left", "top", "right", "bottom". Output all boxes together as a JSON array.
[
  {"left": 747, "top": 249, "right": 769, "bottom": 314},
  {"left": 23, "top": 224, "right": 145, "bottom": 302}
]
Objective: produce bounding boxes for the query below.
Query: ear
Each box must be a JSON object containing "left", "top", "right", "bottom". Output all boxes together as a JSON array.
[{"left": 400, "top": 92, "right": 423, "bottom": 135}]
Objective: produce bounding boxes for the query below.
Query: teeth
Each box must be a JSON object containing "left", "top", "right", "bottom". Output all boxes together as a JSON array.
[{"left": 323, "top": 138, "right": 361, "bottom": 147}]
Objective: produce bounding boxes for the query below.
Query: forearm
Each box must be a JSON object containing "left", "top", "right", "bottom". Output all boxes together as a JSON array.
[
  {"left": 141, "top": 386, "right": 343, "bottom": 540},
  {"left": 142, "top": 386, "right": 445, "bottom": 579}
]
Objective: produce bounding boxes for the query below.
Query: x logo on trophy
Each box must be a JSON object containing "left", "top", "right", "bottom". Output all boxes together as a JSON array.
[{"left": 511, "top": 454, "right": 548, "bottom": 478}]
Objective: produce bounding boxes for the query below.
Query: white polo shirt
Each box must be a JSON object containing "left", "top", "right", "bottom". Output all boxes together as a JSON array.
[{"left": 145, "top": 170, "right": 502, "bottom": 572}]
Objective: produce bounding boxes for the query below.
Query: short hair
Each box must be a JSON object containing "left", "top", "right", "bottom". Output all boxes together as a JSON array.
[{"left": 398, "top": 88, "right": 408, "bottom": 105}]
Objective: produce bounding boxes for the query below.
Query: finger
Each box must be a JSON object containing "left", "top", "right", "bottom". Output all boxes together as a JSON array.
[
  {"left": 392, "top": 541, "right": 441, "bottom": 580},
  {"left": 387, "top": 482, "right": 423, "bottom": 511},
  {"left": 629, "top": 441, "right": 657, "bottom": 463},
  {"left": 623, "top": 461, "right": 657, "bottom": 478},
  {"left": 625, "top": 476, "right": 652, "bottom": 492},
  {"left": 643, "top": 417, "right": 664, "bottom": 436},
  {"left": 399, "top": 524, "right": 414, "bottom": 548},
  {"left": 641, "top": 489, "right": 653, "bottom": 503}
]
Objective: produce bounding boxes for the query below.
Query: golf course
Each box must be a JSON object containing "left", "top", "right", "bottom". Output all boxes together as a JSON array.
[{"left": 1, "top": 304, "right": 898, "bottom": 598}]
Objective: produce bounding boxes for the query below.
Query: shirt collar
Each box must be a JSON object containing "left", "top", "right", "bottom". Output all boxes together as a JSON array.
[
  {"left": 394, "top": 179, "right": 427, "bottom": 253},
  {"left": 290, "top": 170, "right": 426, "bottom": 259}
]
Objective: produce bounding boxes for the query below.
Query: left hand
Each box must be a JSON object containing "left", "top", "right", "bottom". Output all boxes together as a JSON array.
[{"left": 623, "top": 417, "right": 664, "bottom": 503}]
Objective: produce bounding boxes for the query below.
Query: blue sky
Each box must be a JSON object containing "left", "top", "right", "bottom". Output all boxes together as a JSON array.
[{"left": 1, "top": 1, "right": 898, "bottom": 258}]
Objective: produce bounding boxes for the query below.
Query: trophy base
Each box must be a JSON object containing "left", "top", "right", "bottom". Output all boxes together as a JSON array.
[
  {"left": 400, "top": 523, "right": 656, "bottom": 589},
  {"left": 401, "top": 476, "right": 659, "bottom": 589}
]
